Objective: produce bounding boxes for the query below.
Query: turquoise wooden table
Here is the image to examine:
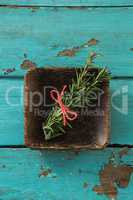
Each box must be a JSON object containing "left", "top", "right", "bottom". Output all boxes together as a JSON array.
[{"left": 1, "top": 1, "right": 133, "bottom": 199}]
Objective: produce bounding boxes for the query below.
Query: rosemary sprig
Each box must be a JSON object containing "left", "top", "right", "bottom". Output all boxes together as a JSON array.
[{"left": 43, "top": 54, "right": 110, "bottom": 140}]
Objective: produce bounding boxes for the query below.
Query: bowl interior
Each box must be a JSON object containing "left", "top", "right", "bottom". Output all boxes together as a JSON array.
[{"left": 24, "top": 67, "right": 109, "bottom": 149}]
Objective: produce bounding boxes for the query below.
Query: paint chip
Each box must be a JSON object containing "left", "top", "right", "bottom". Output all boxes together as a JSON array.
[
  {"left": 39, "top": 168, "right": 52, "bottom": 177},
  {"left": 86, "top": 38, "right": 99, "bottom": 47},
  {"left": 57, "top": 38, "right": 99, "bottom": 57},
  {"left": 2, "top": 68, "right": 16, "bottom": 75},
  {"left": 93, "top": 151, "right": 133, "bottom": 199},
  {"left": 21, "top": 59, "right": 37, "bottom": 70},
  {"left": 57, "top": 48, "right": 78, "bottom": 57}
]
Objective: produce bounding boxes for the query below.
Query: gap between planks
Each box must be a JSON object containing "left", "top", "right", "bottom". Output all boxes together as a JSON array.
[
  {"left": 0, "top": 144, "right": 133, "bottom": 148},
  {"left": 1, "top": 5, "right": 133, "bottom": 8},
  {"left": 1, "top": 76, "right": 133, "bottom": 80}
]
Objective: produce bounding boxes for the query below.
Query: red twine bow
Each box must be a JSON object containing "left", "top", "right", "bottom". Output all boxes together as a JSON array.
[{"left": 50, "top": 85, "right": 78, "bottom": 126}]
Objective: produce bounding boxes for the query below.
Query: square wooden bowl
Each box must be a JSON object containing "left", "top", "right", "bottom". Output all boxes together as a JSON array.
[{"left": 24, "top": 68, "right": 110, "bottom": 149}]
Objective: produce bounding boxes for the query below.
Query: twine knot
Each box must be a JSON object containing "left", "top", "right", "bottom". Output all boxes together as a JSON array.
[{"left": 50, "top": 85, "right": 78, "bottom": 126}]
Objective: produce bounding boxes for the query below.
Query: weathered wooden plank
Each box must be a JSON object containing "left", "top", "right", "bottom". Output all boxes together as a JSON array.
[
  {"left": 0, "top": 0, "right": 133, "bottom": 6},
  {"left": 0, "top": 79, "right": 23, "bottom": 145},
  {"left": 0, "top": 148, "right": 133, "bottom": 200},
  {"left": 0, "top": 7, "right": 133, "bottom": 77},
  {"left": 111, "top": 79, "right": 133, "bottom": 145},
  {"left": 0, "top": 78, "right": 133, "bottom": 145},
  {"left": 0, "top": 97, "right": 23, "bottom": 145}
]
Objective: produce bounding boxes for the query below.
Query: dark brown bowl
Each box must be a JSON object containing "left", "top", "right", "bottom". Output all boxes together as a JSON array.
[{"left": 24, "top": 67, "right": 110, "bottom": 149}]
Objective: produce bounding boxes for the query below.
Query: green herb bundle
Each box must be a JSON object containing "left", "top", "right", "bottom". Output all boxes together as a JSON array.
[{"left": 43, "top": 53, "right": 110, "bottom": 140}]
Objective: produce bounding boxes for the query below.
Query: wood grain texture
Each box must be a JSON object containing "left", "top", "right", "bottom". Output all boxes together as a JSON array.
[
  {"left": 111, "top": 79, "right": 133, "bottom": 145},
  {"left": 0, "top": 7, "right": 133, "bottom": 77},
  {"left": 0, "top": 79, "right": 23, "bottom": 145},
  {"left": 0, "top": 148, "right": 133, "bottom": 200},
  {"left": 0, "top": 0, "right": 133, "bottom": 6},
  {"left": 0, "top": 1, "right": 133, "bottom": 199},
  {"left": 0, "top": 78, "right": 133, "bottom": 145}
]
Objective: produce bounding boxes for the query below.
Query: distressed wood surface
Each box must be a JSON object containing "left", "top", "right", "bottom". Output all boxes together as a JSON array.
[
  {"left": 0, "top": 78, "right": 133, "bottom": 145},
  {"left": 0, "top": 148, "right": 132, "bottom": 200},
  {"left": 0, "top": 2, "right": 133, "bottom": 200},
  {"left": 0, "top": 79, "right": 23, "bottom": 145},
  {"left": 1, "top": 0, "right": 133, "bottom": 6},
  {"left": 1, "top": 7, "right": 133, "bottom": 77}
]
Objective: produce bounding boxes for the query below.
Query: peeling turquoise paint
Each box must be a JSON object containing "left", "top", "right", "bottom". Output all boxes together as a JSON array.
[{"left": 0, "top": 1, "right": 133, "bottom": 199}]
